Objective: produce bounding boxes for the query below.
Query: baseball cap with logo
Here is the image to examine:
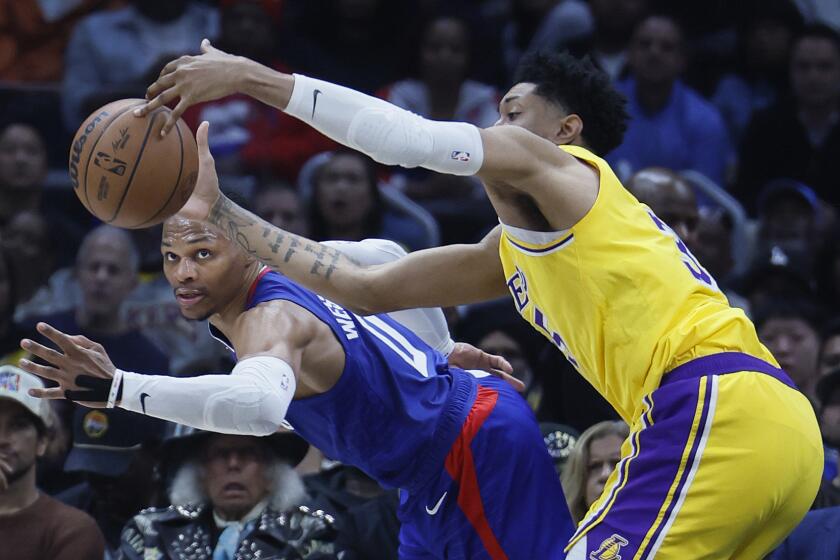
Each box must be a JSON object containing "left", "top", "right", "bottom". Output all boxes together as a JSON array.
[
  {"left": 0, "top": 365, "right": 52, "bottom": 430},
  {"left": 64, "top": 406, "right": 168, "bottom": 478}
]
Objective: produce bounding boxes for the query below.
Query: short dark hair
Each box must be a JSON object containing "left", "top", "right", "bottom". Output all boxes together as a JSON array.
[
  {"left": 793, "top": 23, "right": 840, "bottom": 55},
  {"left": 514, "top": 51, "right": 629, "bottom": 155},
  {"left": 753, "top": 298, "right": 825, "bottom": 334}
]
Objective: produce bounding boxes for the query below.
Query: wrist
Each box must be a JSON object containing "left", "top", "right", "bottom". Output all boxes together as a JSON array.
[{"left": 240, "top": 59, "right": 292, "bottom": 109}]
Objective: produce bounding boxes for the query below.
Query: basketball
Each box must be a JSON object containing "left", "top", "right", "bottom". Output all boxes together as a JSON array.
[{"left": 68, "top": 98, "right": 199, "bottom": 229}]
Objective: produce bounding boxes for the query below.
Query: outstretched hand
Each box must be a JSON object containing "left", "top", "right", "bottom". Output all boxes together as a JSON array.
[
  {"left": 177, "top": 120, "right": 222, "bottom": 222},
  {"left": 134, "top": 39, "right": 247, "bottom": 136},
  {"left": 447, "top": 342, "right": 525, "bottom": 392},
  {"left": 18, "top": 323, "right": 116, "bottom": 408}
]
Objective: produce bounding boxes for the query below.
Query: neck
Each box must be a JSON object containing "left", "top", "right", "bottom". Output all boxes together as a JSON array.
[
  {"left": 0, "top": 466, "right": 38, "bottom": 516},
  {"left": 799, "top": 100, "right": 839, "bottom": 129},
  {"left": 0, "top": 191, "right": 39, "bottom": 223},
  {"left": 211, "top": 263, "right": 263, "bottom": 334},
  {"left": 635, "top": 80, "right": 675, "bottom": 114},
  {"left": 76, "top": 307, "right": 123, "bottom": 334},
  {"left": 214, "top": 497, "right": 268, "bottom": 525},
  {"left": 426, "top": 81, "right": 461, "bottom": 120}
]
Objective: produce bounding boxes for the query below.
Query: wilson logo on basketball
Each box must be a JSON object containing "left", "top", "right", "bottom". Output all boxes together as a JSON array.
[{"left": 68, "top": 110, "right": 109, "bottom": 190}]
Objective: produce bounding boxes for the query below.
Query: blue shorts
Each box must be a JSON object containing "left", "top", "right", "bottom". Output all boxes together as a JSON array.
[{"left": 398, "top": 375, "right": 575, "bottom": 559}]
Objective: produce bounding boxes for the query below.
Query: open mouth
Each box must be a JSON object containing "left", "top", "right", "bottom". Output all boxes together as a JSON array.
[
  {"left": 222, "top": 482, "right": 247, "bottom": 494},
  {"left": 175, "top": 289, "right": 206, "bottom": 307}
]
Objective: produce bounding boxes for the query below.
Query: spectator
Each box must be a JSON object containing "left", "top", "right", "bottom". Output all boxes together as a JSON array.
[
  {"left": 815, "top": 368, "right": 840, "bottom": 507},
  {"left": 0, "top": 252, "right": 28, "bottom": 365},
  {"left": 59, "top": 407, "right": 169, "bottom": 556},
  {"left": 712, "top": 0, "right": 803, "bottom": 144},
  {"left": 62, "top": 0, "right": 219, "bottom": 130},
  {"left": 501, "top": 0, "right": 594, "bottom": 82},
  {"left": 607, "top": 14, "right": 731, "bottom": 186},
  {"left": 754, "top": 179, "right": 824, "bottom": 279},
  {"left": 754, "top": 299, "right": 823, "bottom": 401},
  {"left": 569, "top": 0, "right": 650, "bottom": 81},
  {"left": 253, "top": 181, "right": 310, "bottom": 237},
  {"left": 821, "top": 320, "right": 840, "bottom": 374},
  {"left": 0, "top": 366, "right": 105, "bottom": 559},
  {"left": 561, "top": 420, "right": 629, "bottom": 524},
  {"left": 181, "top": 1, "right": 337, "bottom": 182},
  {"left": 736, "top": 24, "right": 840, "bottom": 208},
  {"left": 2, "top": 210, "right": 55, "bottom": 307},
  {"left": 120, "top": 426, "right": 343, "bottom": 559},
  {"left": 768, "top": 506, "right": 840, "bottom": 558},
  {"left": 816, "top": 227, "right": 840, "bottom": 311},
  {"left": 540, "top": 422, "right": 580, "bottom": 477},
  {"left": 626, "top": 167, "right": 699, "bottom": 245},
  {"left": 308, "top": 150, "right": 432, "bottom": 250},
  {"left": 0, "top": 121, "right": 86, "bottom": 269}
]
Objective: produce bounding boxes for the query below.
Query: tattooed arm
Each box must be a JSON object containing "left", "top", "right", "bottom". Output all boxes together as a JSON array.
[{"left": 207, "top": 194, "right": 508, "bottom": 314}]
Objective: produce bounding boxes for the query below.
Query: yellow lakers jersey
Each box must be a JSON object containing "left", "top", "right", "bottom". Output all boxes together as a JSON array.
[{"left": 498, "top": 145, "right": 776, "bottom": 421}]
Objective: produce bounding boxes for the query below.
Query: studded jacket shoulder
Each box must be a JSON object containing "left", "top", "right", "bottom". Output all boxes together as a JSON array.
[{"left": 118, "top": 503, "right": 350, "bottom": 560}]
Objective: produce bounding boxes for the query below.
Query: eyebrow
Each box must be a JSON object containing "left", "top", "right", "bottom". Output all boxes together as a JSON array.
[{"left": 501, "top": 95, "right": 520, "bottom": 105}]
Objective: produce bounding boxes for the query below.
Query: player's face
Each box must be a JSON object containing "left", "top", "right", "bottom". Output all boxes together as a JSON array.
[
  {"left": 495, "top": 82, "right": 569, "bottom": 142},
  {"left": 161, "top": 217, "right": 251, "bottom": 321}
]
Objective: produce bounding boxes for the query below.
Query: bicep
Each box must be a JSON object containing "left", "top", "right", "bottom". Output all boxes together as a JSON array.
[{"left": 477, "top": 125, "right": 572, "bottom": 182}]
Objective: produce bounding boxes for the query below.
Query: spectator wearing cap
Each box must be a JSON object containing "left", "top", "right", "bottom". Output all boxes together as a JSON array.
[
  {"left": 755, "top": 299, "right": 824, "bottom": 401},
  {"left": 540, "top": 422, "right": 580, "bottom": 478},
  {"left": 607, "top": 14, "right": 731, "bottom": 187},
  {"left": 736, "top": 24, "right": 840, "bottom": 207},
  {"left": 58, "top": 406, "right": 169, "bottom": 557},
  {"left": 561, "top": 420, "right": 629, "bottom": 524},
  {"left": 119, "top": 426, "right": 344, "bottom": 560},
  {"left": 0, "top": 365, "right": 105, "bottom": 559},
  {"left": 814, "top": 369, "right": 840, "bottom": 508}
]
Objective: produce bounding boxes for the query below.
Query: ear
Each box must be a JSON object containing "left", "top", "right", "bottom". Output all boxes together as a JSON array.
[
  {"left": 554, "top": 114, "right": 584, "bottom": 145},
  {"left": 36, "top": 431, "right": 48, "bottom": 458}
]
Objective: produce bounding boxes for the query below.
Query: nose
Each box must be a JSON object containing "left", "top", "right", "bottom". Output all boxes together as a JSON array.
[
  {"left": 93, "top": 264, "right": 111, "bottom": 282},
  {"left": 598, "top": 462, "right": 613, "bottom": 483},
  {"left": 774, "top": 335, "right": 793, "bottom": 354},
  {"left": 174, "top": 258, "right": 196, "bottom": 283}
]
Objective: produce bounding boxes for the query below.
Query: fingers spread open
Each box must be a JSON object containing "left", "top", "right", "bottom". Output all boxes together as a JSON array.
[
  {"left": 20, "top": 338, "right": 65, "bottom": 367},
  {"left": 34, "top": 323, "right": 80, "bottom": 356},
  {"left": 18, "top": 359, "right": 64, "bottom": 383}
]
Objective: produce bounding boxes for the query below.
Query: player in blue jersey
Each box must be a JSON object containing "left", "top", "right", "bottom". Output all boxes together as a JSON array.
[{"left": 17, "top": 196, "right": 574, "bottom": 557}]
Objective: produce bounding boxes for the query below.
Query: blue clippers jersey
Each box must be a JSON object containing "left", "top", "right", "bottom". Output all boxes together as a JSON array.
[{"left": 229, "top": 270, "right": 475, "bottom": 492}]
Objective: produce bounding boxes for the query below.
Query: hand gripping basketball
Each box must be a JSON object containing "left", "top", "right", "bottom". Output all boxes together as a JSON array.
[{"left": 136, "top": 39, "right": 246, "bottom": 136}]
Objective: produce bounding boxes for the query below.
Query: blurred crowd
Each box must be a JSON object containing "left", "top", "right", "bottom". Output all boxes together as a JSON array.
[{"left": 1, "top": 0, "right": 840, "bottom": 558}]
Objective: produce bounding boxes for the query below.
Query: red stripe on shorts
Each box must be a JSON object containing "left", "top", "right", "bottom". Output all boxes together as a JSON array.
[{"left": 444, "top": 386, "right": 508, "bottom": 560}]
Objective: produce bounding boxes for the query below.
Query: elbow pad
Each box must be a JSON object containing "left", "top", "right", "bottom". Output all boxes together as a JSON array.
[
  {"left": 117, "top": 356, "right": 296, "bottom": 436},
  {"left": 285, "top": 74, "right": 484, "bottom": 176}
]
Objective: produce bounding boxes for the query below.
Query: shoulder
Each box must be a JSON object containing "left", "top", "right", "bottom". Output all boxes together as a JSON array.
[
  {"left": 678, "top": 84, "right": 725, "bottom": 126},
  {"left": 77, "top": 6, "right": 133, "bottom": 29},
  {"left": 38, "top": 494, "right": 99, "bottom": 530}
]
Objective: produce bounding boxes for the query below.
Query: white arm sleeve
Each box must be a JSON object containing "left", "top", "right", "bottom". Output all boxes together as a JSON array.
[
  {"left": 321, "top": 239, "right": 455, "bottom": 356},
  {"left": 285, "top": 74, "right": 484, "bottom": 176},
  {"left": 116, "top": 356, "right": 295, "bottom": 436}
]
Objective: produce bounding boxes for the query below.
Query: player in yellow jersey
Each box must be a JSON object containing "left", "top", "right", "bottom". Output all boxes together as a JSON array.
[{"left": 138, "top": 42, "right": 822, "bottom": 558}]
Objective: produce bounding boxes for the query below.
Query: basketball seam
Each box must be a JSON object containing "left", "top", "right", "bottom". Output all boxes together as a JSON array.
[
  {"left": 82, "top": 103, "right": 143, "bottom": 212},
  {"left": 106, "top": 109, "right": 164, "bottom": 224},
  {"left": 131, "top": 117, "right": 185, "bottom": 228}
]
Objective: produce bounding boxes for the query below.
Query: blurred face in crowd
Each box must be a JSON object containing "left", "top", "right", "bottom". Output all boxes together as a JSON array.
[
  {"left": 221, "top": 2, "right": 275, "bottom": 61},
  {"left": 202, "top": 435, "right": 272, "bottom": 520},
  {"left": 315, "top": 154, "right": 375, "bottom": 234},
  {"left": 759, "top": 317, "right": 821, "bottom": 388},
  {"left": 0, "top": 124, "right": 47, "bottom": 191},
  {"left": 746, "top": 19, "right": 795, "bottom": 74},
  {"left": 627, "top": 168, "right": 698, "bottom": 247},
  {"left": 629, "top": 16, "right": 685, "bottom": 87},
  {"left": 421, "top": 18, "right": 469, "bottom": 85},
  {"left": 0, "top": 400, "right": 46, "bottom": 488},
  {"left": 76, "top": 229, "right": 138, "bottom": 319},
  {"left": 478, "top": 330, "right": 534, "bottom": 388},
  {"left": 691, "top": 213, "right": 733, "bottom": 282},
  {"left": 254, "top": 184, "right": 309, "bottom": 237},
  {"left": 162, "top": 218, "right": 252, "bottom": 321},
  {"left": 790, "top": 36, "right": 840, "bottom": 109},
  {"left": 2, "top": 211, "right": 49, "bottom": 261},
  {"left": 821, "top": 334, "right": 840, "bottom": 375},
  {"left": 585, "top": 434, "right": 623, "bottom": 508},
  {"left": 588, "top": 0, "right": 648, "bottom": 42},
  {"left": 820, "top": 384, "right": 840, "bottom": 448}
]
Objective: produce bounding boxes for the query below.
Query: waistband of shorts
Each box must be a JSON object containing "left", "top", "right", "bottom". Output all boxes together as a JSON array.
[{"left": 661, "top": 351, "right": 797, "bottom": 390}]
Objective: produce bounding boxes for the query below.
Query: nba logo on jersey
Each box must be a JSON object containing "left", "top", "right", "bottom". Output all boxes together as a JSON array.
[
  {"left": 506, "top": 266, "right": 529, "bottom": 312},
  {"left": 589, "top": 534, "right": 629, "bottom": 560}
]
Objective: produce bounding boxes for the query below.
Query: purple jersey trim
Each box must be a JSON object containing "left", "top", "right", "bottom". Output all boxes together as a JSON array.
[{"left": 662, "top": 352, "right": 796, "bottom": 390}]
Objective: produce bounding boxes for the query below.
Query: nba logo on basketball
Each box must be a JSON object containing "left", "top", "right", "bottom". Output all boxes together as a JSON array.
[
  {"left": 450, "top": 150, "right": 471, "bottom": 162},
  {"left": 590, "top": 534, "right": 629, "bottom": 560}
]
